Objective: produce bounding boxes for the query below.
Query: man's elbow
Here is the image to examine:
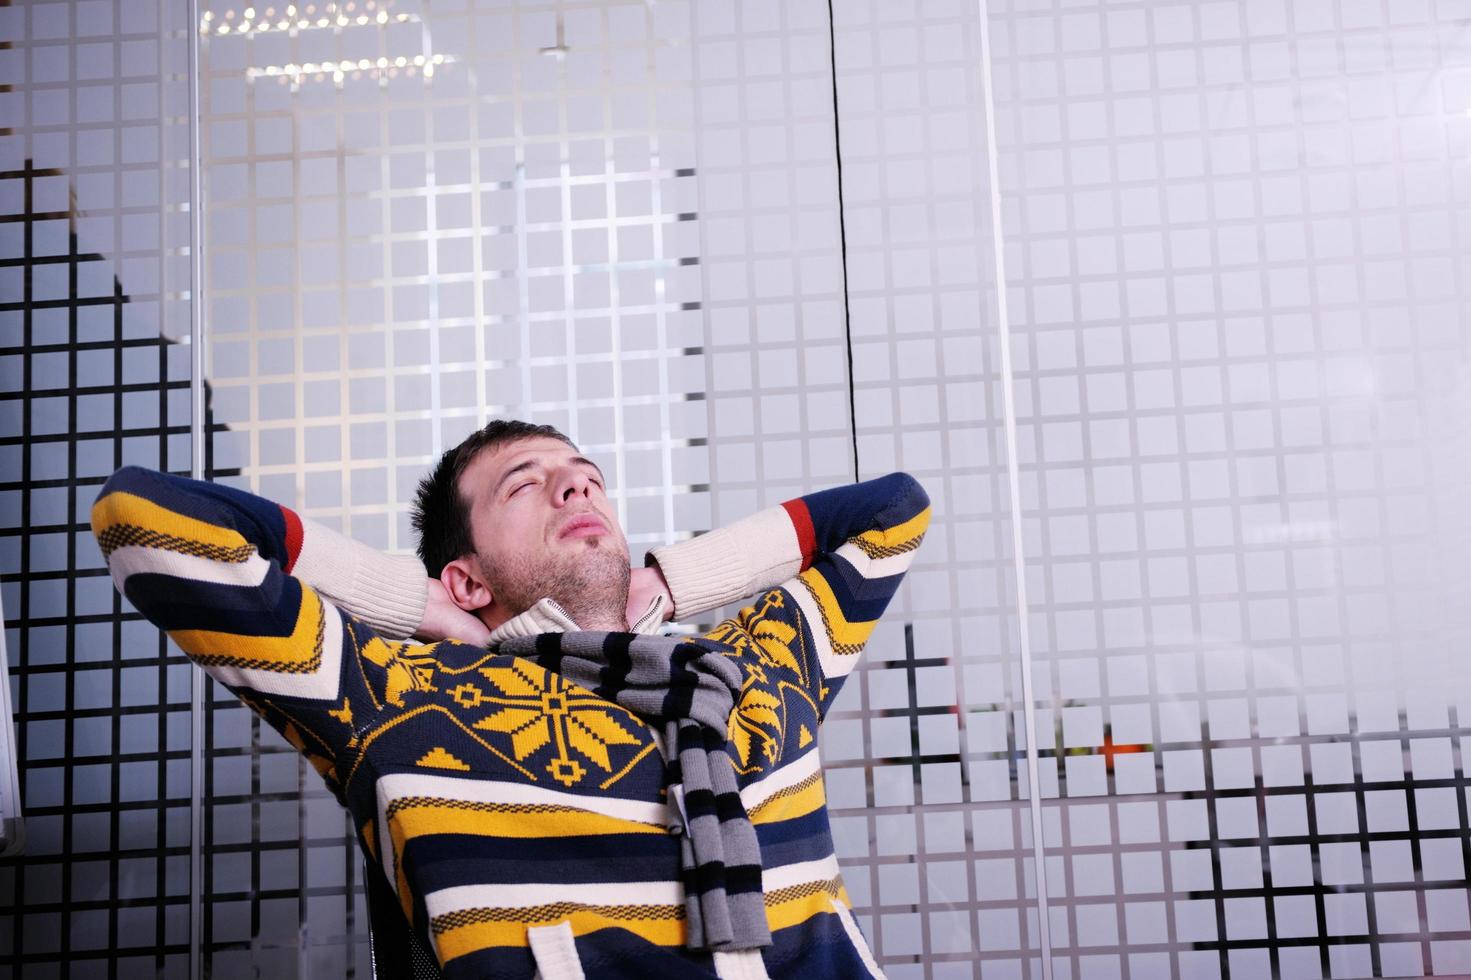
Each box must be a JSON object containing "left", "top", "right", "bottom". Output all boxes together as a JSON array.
[
  {"left": 875, "top": 471, "right": 931, "bottom": 523},
  {"left": 90, "top": 466, "right": 158, "bottom": 544}
]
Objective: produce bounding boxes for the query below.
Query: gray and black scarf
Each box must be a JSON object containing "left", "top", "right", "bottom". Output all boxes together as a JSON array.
[{"left": 498, "top": 630, "right": 770, "bottom": 952}]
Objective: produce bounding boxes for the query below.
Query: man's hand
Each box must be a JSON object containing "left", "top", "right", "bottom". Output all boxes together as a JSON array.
[
  {"left": 627, "top": 565, "right": 675, "bottom": 628},
  {"left": 416, "top": 578, "right": 492, "bottom": 646}
]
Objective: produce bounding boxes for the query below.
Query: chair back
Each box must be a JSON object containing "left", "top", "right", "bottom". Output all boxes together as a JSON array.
[{"left": 365, "top": 861, "right": 444, "bottom": 980}]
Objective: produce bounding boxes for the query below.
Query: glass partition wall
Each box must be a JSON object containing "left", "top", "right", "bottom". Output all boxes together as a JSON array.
[
  {"left": 194, "top": 0, "right": 1040, "bottom": 972},
  {"left": 1, "top": 0, "right": 197, "bottom": 974},
  {"left": 3, "top": 1, "right": 1470, "bottom": 978},
  {"left": 993, "top": 3, "right": 1471, "bottom": 978},
  {"left": 197, "top": 0, "right": 721, "bottom": 970},
  {"left": 828, "top": 5, "right": 1040, "bottom": 976}
]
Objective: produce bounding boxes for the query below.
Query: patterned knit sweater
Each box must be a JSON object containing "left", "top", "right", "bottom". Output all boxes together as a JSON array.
[{"left": 92, "top": 466, "right": 931, "bottom": 979}]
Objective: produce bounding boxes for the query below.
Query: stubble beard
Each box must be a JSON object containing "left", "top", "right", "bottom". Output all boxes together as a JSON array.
[{"left": 478, "top": 542, "right": 631, "bottom": 632}]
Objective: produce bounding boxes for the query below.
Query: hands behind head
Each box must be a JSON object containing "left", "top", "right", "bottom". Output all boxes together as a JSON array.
[{"left": 416, "top": 578, "right": 493, "bottom": 646}]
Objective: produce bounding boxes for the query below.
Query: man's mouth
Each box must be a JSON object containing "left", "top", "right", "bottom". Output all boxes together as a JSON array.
[{"left": 558, "top": 514, "right": 607, "bottom": 540}]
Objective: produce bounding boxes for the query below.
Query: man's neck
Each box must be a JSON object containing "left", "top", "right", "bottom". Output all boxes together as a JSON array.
[
  {"left": 573, "top": 611, "right": 631, "bottom": 631},
  {"left": 481, "top": 598, "right": 627, "bottom": 636}
]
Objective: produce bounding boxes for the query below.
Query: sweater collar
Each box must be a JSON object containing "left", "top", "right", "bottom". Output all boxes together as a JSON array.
[{"left": 486, "top": 593, "right": 668, "bottom": 646}]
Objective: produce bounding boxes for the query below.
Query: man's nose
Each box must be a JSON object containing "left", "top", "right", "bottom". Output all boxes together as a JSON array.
[{"left": 554, "top": 468, "right": 591, "bottom": 503}]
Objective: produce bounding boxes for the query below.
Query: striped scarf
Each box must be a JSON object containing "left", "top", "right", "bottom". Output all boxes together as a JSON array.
[{"left": 498, "top": 631, "right": 771, "bottom": 952}]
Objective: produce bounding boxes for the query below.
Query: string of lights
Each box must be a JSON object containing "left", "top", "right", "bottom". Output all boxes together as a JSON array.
[
  {"left": 201, "top": 0, "right": 447, "bottom": 87},
  {"left": 200, "top": 1, "right": 416, "bottom": 36}
]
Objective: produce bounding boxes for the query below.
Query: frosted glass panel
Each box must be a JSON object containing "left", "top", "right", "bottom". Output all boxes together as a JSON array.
[
  {"left": 0, "top": 0, "right": 196, "bottom": 974},
  {"left": 992, "top": 1, "right": 1471, "bottom": 976}
]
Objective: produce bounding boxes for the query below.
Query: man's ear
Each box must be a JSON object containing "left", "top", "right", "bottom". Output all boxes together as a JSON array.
[{"left": 440, "top": 557, "right": 493, "bottom": 613}]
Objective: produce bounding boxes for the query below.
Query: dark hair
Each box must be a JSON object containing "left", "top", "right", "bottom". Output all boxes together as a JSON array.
[{"left": 412, "top": 420, "right": 576, "bottom": 577}]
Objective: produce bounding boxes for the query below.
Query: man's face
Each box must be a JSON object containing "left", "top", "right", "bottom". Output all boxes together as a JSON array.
[{"left": 457, "top": 435, "right": 630, "bottom": 626}]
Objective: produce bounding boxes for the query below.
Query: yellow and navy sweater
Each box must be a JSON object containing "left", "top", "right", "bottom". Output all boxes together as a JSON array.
[{"left": 92, "top": 466, "right": 930, "bottom": 979}]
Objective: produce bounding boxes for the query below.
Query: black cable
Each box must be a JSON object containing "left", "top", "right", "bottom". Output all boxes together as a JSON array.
[{"left": 825, "top": 0, "right": 860, "bottom": 484}]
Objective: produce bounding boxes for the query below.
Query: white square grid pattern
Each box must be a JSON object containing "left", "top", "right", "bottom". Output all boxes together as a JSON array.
[
  {"left": 825, "top": 1, "right": 1040, "bottom": 976},
  {"left": 680, "top": 0, "right": 855, "bottom": 519},
  {"left": 202, "top": 0, "right": 709, "bottom": 551},
  {"left": 993, "top": 1, "right": 1471, "bottom": 977}
]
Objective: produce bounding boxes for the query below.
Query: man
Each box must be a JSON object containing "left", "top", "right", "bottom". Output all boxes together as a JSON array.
[{"left": 92, "top": 420, "right": 930, "bottom": 979}]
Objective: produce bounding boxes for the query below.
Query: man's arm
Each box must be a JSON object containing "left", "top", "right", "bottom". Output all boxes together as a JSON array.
[
  {"left": 259, "top": 499, "right": 427, "bottom": 640},
  {"left": 89, "top": 466, "right": 419, "bottom": 791},
  {"left": 290, "top": 528, "right": 496, "bottom": 643},
  {"left": 98, "top": 469, "right": 489, "bottom": 644},
  {"left": 648, "top": 472, "right": 931, "bottom": 710}
]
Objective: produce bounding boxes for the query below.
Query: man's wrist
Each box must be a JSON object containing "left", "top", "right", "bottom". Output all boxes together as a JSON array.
[{"left": 418, "top": 578, "right": 491, "bottom": 645}]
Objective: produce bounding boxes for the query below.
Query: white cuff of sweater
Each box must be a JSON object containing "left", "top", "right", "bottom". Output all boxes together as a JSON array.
[
  {"left": 648, "top": 506, "right": 802, "bottom": 621},
  {"left": 292, "top": 517, "right": 428, "bottom": 640}
]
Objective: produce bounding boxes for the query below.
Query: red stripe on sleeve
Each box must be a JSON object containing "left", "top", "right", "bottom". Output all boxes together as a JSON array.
[
  {"left": 782, "top": 499, "right": 817, "bottom": 571},
  {"left": 280, "top": 505, "right": 304, "bottom": 572}
]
